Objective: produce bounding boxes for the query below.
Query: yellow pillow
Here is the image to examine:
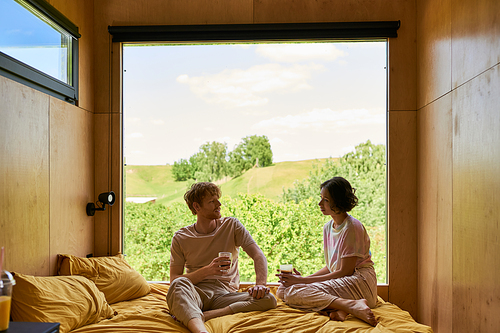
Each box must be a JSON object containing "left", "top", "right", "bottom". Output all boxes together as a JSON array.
[
  {"left": 11, "top": 273, "right": 114, "bottom": 333},
  {"left": 57, "top": 254, "right": 151, "bottom": 304}
]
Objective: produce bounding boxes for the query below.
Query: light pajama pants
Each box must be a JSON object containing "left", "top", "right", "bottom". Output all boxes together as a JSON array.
[
  {"left": 166, "top": 277, "right": 277, "bottom": 327},
  {"left": 277, "top": 266, "right": 378, "bottom": 312}
]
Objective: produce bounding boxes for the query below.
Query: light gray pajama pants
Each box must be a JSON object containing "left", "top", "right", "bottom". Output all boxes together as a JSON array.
[
  {"left": 166, "top": 277, "right": 277, "bottom": 327},
  {"left": 277, "top": 266, "right": 378, "bottom": 312}
]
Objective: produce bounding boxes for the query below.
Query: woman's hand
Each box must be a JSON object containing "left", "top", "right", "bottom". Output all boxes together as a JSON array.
[{"left": 275, "top": 268, "right": 304, "bottom": 287}]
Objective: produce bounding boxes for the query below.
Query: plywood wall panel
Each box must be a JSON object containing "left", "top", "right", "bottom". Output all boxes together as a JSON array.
[
  {"left": 96, "top": 0, "right": 253, "bottom": 26},
  {"left": 49, "top": 97, "right": 94, "bottom": 273},
  {"left": 48, "top": 0, "right": 95, "bottom": 112},
  {"left": 388, "top": 25, "right": 416, "bottom": 111},
  {"left": 0, "top": 77, "right": 50, "bottom": 276},
  {"left": 452, "top": 64, "right": 500, "bottom": 333},
  {"left": 416, "top": 0, "right": 451, "bottom": 109},
  {"left": 93, "top": 113, "right": 112, "bottom": 256},
  {"left": 110, "top": 113, "right": 123, "bottom": 255},
  {"left": 451, "top": 0, "right": 500, "bottom": 89},
  {"left": 387, "top": 110, "right": 417, "bottom": 317},
  {"left": 253, "top": 0, "right": 407, "bottom": 23},
  {"left": 417, "top": 94, "right": 453, "bottom": 332}
]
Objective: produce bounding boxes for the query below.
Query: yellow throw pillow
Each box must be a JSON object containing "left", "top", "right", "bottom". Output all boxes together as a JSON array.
[
  {"left": 57, "top": 254, "right": 151, "bottom": 304},
  {"left": 11, "top": 273, "right": 114, "bottom": 333}
]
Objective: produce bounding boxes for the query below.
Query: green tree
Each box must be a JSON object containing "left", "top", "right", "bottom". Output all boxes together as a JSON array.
[
  {"left": 228, "top": 135, "right": 273, "bottom": 176},
  {"left": 193, "top": 141, "right": 228, "bottom": 182},
  {"left": 172, "top": 158, "right": 193, "bottom": 181},
  {"left": 227, "top": 145, "right": 246, "bottom": 177}
]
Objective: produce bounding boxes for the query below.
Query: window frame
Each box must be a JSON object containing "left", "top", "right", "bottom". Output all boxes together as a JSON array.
[
  {"left": 111, "top": 21, "right": 397, "bottom": 287},
  {"left": 0, "top": 0, "right": 81, "bottom": 104}
]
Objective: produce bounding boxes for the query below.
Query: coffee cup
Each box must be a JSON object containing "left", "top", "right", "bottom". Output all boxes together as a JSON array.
[
  {"left": 280, "top": 264, "right": 293, "bottom": 274},
  {"left": 218, "top": 252, "right": 232, "bottom": 271},
  {"left": 0, "top": 271, "right": 15, "bottom": 331}
]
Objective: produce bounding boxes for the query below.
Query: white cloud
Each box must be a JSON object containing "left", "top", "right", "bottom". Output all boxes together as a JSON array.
[
  {"left": 252, "top": 108, "right": 385, "bottom": 133},
  {"left": 256, "top": 43, "right": 347, "bottom": 63},
  {"left": 177, "top": 74, "right": 189, "bottom": 83},
  {"left": 127, "top": 132, "right": 144, "bottom": 138},
  {"left": 152, "top": 119, "right": 164, "bottom": 125},
  {"left": 215, "top": 136, "right": 231, "bottom": 143},
  {"left": 176, "top": 63, "right": 322, "bottom": 108},
  {"left": 125, "top": 117, "right": 141, "bottom": 123},
  {"left": 341, "top": 145, "right": 356, "bottom": 154},
  {"left": 270, "top": 137, "right": 284, "bottom": 144}
]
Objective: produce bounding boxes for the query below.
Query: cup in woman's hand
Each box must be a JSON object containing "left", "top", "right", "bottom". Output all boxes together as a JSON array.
[{"left": 280, "top": 264, "right": 293, "bottom": 274}]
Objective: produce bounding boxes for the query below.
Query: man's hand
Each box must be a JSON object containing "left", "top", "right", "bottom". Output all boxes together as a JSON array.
[
  {"left": 206, "top": 256, "right": 232, "bottom": 276},
  {"left": 247, "top": 285, "right": 270, "bottom": 299}
]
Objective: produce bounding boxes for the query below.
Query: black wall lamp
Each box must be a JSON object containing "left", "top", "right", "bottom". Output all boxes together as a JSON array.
[{"left": 86, "top": 191, "right": 116, "bottom": 216}]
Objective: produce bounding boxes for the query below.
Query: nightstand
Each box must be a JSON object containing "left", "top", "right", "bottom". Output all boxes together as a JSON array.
[{"left": 5, "top": 322, "right": 60, "bottom": 333}]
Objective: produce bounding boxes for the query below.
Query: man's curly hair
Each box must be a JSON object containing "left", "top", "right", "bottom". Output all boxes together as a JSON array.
[
  {"left": 320, "top": 177, "right": 358, "bottom": 213},
  {"left": 184, "top": 182, "right": 222, "bottom": 215}
]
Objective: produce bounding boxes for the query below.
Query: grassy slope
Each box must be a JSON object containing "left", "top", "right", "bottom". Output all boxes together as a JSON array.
[
  {"left": 125, "top": 159, "right": 328, "bottom": 205},
  {"left": 125, "top": 165, "right": 188, "bottom": 204}
]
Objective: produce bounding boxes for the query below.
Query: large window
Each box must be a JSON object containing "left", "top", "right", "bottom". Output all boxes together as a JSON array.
[
  {"left": 122, "top": 41, "right": 388, "bottom": 284},
  {"left": 0, "top": 0, "right": 79, "bottom": 103},
  {"left": 111, "top": 22, "right": 399, "bottom": 284}
]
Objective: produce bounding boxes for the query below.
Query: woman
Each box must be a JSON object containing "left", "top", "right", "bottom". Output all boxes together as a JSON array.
[{"left": 276, "top": 177, "right": 378, "bottom": 326}]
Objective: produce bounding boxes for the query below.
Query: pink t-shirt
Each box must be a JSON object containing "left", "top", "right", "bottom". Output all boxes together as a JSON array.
[
  {"left": 323, "top": 215, "right": 374, "bottom": 273},
  {"left": 170, "top": 216, "right": 256, "bottom": 291}
]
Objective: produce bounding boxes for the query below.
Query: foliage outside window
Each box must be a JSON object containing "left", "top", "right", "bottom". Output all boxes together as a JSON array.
[{"left": 125, "top": 140, "right": 387, "bottom": 283}]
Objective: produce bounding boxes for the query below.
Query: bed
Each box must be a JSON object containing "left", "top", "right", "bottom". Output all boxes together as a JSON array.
[{"left": 10, "top": 254, "right": 433, "bottom": 333}]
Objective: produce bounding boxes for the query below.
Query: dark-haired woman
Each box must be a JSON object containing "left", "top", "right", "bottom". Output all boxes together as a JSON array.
[{"left": 276, "top": 177, "right": 378, "bottom": 326}]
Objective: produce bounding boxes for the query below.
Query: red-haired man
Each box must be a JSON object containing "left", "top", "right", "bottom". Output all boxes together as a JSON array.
[{"left": 166, "top": 182, "right": 276, "bottom": 333}]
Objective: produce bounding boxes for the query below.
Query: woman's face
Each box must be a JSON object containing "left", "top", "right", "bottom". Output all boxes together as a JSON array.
[{"left": 318, "top": 187, "right": 337, "bottom": 216}]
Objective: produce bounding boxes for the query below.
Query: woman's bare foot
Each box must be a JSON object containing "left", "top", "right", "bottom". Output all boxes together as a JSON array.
[
  {"left": 345, "top": 299, "right": 377, "bottom": 326},
  {"left": 329, "top": 310, "right": 348, "bottom": 321},
  {"left": 318, "top": 310, "right": 348, "bottom": 322},
  {"left": 329, "top": 298, "right": 377, "bottom": 326}
]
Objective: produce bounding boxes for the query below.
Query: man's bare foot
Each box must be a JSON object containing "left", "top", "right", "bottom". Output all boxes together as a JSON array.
[
  {"left": 329, "top": 310, "right": 348, "bottom": 321},
  {"left": 343, "top": 299, "right": 377, "bottom": 326}
]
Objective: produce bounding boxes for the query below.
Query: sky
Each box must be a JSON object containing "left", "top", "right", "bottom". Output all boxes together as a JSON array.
[
  {"left": 0, "top": 0, "right": 71, "bottom": 83},
  {"left": 123, "top": 41, "right": 387, "bottom": 165}
]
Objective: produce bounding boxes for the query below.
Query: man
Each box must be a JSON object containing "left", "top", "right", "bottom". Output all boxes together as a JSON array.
[{"left": 166, "top": 182, "right": 277, "bottom": 333}]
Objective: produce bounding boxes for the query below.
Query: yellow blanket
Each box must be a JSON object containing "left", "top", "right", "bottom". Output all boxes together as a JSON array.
[{"left": 71, "top": 284, "right": 433, "bottom": 333}]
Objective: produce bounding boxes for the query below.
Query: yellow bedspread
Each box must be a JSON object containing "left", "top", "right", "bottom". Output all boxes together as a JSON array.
[{"left": 71, "top": 284, "right": 433, "bottom": 333}]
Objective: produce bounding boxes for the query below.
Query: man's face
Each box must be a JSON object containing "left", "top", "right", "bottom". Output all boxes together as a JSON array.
[{"left": 196, "top": 193, "right": 222, "bottom": 220}]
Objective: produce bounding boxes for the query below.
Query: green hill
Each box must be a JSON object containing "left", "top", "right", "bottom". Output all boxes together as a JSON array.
[{"left": 125, "top": 159, "right": 329, "bottom": 205}]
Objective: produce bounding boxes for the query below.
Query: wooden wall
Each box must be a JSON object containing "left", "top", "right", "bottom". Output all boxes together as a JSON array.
[
  {"left": 0, "top": 0, "right": 95, "bottom": 276},
  {"left": 416, "top": 0, "right": 500, "bottom": 332},
  {"left": 3, "top": 0, "right": 499, "bottom": 329},
  {"left": 1, "top": 0, "right": 450, "bottom": 323}
]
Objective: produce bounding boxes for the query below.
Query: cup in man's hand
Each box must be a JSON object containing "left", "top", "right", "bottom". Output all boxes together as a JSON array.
[
  {"left": 218, "top": 252, "right": 232, "bottom": 272},
  {"left": 280, "top": 264, "right": 293, "bottom": 274}
]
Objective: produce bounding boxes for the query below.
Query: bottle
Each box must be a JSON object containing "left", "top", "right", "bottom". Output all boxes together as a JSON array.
[{"left": 0, "top": 270, "right": 15, "bottom": 331}]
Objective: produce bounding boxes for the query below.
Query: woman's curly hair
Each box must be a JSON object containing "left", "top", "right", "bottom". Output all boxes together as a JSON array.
[{"left": 320, "top": 177, "right": 358, "bottom": 213}]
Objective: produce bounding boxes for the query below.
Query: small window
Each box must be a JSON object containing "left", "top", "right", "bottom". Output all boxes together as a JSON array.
[{"left": 0, "top": 0, "right": 80, "bottom": 103}]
